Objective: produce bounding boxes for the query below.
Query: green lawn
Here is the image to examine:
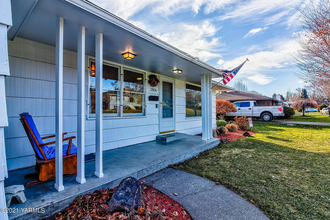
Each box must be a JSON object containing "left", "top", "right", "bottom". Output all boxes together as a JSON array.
[
  {"left": 285, "top": 112, "right": 330, "bottom": 123},
  {"left": 172, "top": 122, "right": 330, "bottom": 220}
]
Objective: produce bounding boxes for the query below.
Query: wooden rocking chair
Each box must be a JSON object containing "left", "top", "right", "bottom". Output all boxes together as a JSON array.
[{"left": 19, "top": 112, "right": 77, "bottom": 182}]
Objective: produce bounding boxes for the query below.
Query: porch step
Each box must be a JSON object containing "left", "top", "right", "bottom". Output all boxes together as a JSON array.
[{"left": 156, "top": 133, "right": 187, "bottom": 143}]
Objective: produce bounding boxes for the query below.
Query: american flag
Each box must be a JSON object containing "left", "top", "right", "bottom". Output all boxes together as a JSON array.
[{"left": 220, "top": 58, "right": 249, "bottom": 85}]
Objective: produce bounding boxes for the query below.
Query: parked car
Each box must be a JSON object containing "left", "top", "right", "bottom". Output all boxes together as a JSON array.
[
  {"left": 226, "top": 101, "right": 284, "bottom": 122},
  {"left": 305, "top": 108, "right": 317, "bottom": 112},
  {"left": 320, "top": 108, "right": 329, "bottom": 115}
]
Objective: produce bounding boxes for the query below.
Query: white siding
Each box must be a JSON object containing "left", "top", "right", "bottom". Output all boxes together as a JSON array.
[
  {"left": 5, "top": 38, "right": 217, "bottom": 171},
  {"left": 175, "top": 79, "right": 203, "bottom": 135},
  {"left": 5, "top": 38, "right": 159, "bottom": 170}
]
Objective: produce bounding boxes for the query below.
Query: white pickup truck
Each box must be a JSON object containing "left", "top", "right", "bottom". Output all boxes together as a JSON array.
[{"left": 226, "top": 101, "right": 284, "bottom": 122}]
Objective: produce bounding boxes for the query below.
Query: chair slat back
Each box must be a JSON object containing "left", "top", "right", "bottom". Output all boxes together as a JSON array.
[{"left": 19, "top": 113, "right": 47, "bottom": 160}]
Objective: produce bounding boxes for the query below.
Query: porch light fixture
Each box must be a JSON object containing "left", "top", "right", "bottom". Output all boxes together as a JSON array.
[
  {"left": 90, "top": 62, "right": 96, "bottom": 76},
  {"left": 122, "top": 52, "right": 136, "bottom": 60},
  {"left": 172, "top": 69, "right": 182, "bottom": 74}
]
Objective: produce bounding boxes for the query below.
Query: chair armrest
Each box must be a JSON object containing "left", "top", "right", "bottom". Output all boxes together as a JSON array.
[
  {"left": 42, "top": 133, "right": 68, "bottom": 139},
  {"left": 39, "top": 136, "right": 76, "bottom": 147},
  {"left": 63, "top": 136, "right": 76, "bottom": 141}
]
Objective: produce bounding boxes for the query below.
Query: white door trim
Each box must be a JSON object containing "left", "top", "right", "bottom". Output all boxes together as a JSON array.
[{"left": 159, "top": 76, "right": 176, "bottom": 134}]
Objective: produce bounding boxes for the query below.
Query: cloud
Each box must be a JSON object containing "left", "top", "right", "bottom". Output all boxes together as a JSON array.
[
  {"left": 244, "top": 27, "right": 268, "bottom": 38},
  {"left": 248, "top": 74, "right": 274, "bottom": 85},
  {"left": 218, "top": 0, "right": 304, "bottom": 26},
  {"left": 218, "top": 38, "right": 299, "bottom": 85},
  {"left": 90, "top": 0, "right": 238, "bottom": 19},
  {"left": 156, "top": 20, "right": 224, "bottom": 61}
]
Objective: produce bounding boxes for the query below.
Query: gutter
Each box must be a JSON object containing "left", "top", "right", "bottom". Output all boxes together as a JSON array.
[{"left": 63, "top": 0, "right": 223, "bottom": 77}]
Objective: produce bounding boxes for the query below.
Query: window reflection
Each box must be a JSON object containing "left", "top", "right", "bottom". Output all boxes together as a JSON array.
[
  {"left": 90, "top": 62, "right": 120, "bottom": 114},
  {"left": 186, "top": 84, "right": 202, "bottom": 117},
  {"left": 123, "top": 69, "right": 145, "bottom": 115}
]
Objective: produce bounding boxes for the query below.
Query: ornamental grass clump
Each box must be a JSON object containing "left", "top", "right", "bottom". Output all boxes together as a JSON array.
[
  {"left": 216, "top": 126, "right": 228, "bottom": 136},
  {"left": 225, "top": 124, "right": 239, "bottom": 132},
  {"left": 234, "top": 116, "right": 249, "bottom": 130},
  {"left": 216, "top": 120, "right": 227, "bottom": 127}
]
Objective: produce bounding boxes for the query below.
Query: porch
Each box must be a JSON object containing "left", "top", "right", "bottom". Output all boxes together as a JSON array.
[{"left": 5, "top": 134, "right": 220, "bottom": 220}]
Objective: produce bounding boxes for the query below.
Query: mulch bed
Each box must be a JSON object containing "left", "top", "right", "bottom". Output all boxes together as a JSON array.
[
  {"left": 44, "top": 184, "right": 191, "bottom": 220},
  {"left": 197, "top": 130, "right": 256, "bottom": 142},
  {"left": 218, "top": 130, "right": 256, "bottom": 142}
]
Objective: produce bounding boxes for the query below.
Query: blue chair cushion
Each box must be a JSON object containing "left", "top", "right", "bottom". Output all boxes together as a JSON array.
[
  {"left": 20, "top": 112, "right": 77, "bottom": 160},
  {"left": 43, "top": 143, "right": 77, "bottom": 160},
  {"left": 20, "top": 113, "right": 45, "bottom": 160}
]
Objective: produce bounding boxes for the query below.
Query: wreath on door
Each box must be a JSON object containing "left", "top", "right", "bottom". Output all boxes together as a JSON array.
[{"left": 148, "top": 74, "right": 159, "bottom": 87}]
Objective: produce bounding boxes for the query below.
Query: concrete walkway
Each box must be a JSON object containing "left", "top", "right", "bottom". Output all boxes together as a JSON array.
[
  {"left": 143, "top": 168, "right": 269, "bottom": 220},
  {"left": 273, "top": 120, "right": 330, "bottom": 126}
]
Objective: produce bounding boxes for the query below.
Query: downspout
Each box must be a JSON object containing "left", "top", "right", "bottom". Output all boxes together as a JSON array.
[{"left": 0, "top": 0, "right": 12, "bottom": 219}]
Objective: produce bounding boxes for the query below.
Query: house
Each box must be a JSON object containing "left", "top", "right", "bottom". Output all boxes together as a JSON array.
[
  {"left": 217, "top": 90, "right": 279, "bottom": 106},
  {"left": 0, "top": 0, "right": 231, "bottom": 218}
]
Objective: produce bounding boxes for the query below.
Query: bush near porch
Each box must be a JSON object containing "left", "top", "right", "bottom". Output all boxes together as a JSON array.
[{"left": 173, "top": 122, "right": 330, "bottom": 220}]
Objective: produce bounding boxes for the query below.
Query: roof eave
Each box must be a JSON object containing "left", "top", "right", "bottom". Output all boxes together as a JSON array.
[{"left": 64, "top": 0, "right": 222, "bottom": 76}]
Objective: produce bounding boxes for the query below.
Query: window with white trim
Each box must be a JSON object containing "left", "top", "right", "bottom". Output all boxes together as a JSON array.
[
  {"left": 89, "top": 60, "right": 145, "bottom": 117},
  {"left": 186, "top": 84, "right": 202, "bottom": 117}
]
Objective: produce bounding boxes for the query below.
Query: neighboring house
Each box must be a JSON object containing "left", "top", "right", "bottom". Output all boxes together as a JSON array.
[
  {"left": 0, "top": 0, "right": 231, "bottom": 210},
  {"left": 217, "top": 90, "right": 279, "bottom": 106}
]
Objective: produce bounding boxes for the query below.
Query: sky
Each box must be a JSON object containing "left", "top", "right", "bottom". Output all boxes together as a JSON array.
[{"left": 90, "top": 0, "right": 312, "bottom": 97}]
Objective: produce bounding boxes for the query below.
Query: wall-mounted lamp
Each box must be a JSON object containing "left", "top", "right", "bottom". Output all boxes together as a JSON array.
[
  {"left": 172, "top": 69, "right": 182, "bottom": 74},
  {"left": 122, "top": 52, "right": 136, "bottom": 60},
  {"left": 90, "top": 62, "right": 95, "bottom": 76}
]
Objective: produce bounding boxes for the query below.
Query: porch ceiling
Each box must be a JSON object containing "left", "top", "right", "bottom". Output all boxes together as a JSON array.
[{"left": 8, "top": 0, "right": 223, "bottom": 84}]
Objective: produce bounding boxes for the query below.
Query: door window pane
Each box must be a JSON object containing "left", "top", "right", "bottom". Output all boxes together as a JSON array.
[
  {"left": 163, "top": 82, "right": 173, "bottom": 118},
  {"left": 186, "top": 84, "right": 202, "bottom": 117}
]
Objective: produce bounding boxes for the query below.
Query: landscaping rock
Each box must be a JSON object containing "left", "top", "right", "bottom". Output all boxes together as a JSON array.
[
  {"left": 220, "top": 138, "right": 228, "bottom": 144},
  {"left": 106, "top": 177, "right": 143, "bottom": 213},
  {"left": 243, "top": 132, "right": 251, "bottom": 137}
]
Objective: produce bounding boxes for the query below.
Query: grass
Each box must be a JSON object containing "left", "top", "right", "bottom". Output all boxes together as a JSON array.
[
  {"left": 172, "top": 122, "right": 330, "bottom": 220},
  {"left": 284, "top": 112, "right": 330, "bottom": 123},
  {"left": 186, "top": 108, "right": 202, "bottom": 117}
]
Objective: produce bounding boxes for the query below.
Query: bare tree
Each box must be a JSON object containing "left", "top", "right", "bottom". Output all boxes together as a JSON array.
[{"left": 295, "top": 0, "right": 330, "bottom": 85}]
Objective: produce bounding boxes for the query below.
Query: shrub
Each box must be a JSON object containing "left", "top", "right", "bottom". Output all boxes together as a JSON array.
[
  {"left": 234, "top": 116, "right": 249, "bottom": 130},
  {"left": 225, "top": 124, "right": 238, "bottom": 132},
  {"left": 216, "top": 126, "right": 228, "bottom": 136},
  {"left": 284, "top": 107, "right": 295, "bottom": 119},
  {"left": 216, "top": 120, "right": 227, "bottom": 127},
  {"left": 319, "top": 103, "right": 327, "bottom": 111},
  {"left": 230, "top": 124, "right": 239, "bottom": 132},
  {"left": 216, "top": 100, "right": 237, "bottom": 116}
]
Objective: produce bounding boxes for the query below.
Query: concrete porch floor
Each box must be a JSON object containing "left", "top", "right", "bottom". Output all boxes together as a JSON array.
[{"left": 5, "top": 134, "right": 220, "bottom": 219}]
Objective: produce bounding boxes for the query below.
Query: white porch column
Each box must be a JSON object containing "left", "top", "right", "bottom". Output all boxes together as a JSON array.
[
  {"left": 55, "top": 17, "right": 64, "bottom": 191},
  {"left": 208, "top": 76, "right": 213, "bottom": 139},
  {"left": 94, "top": 33, "right": 104, "bottom": 178},
  {"left": 76, "top": 26, "right": 86, "bottom": 184},
  {"left": 201, "top": 75, "right": 212, "bottom": 141},
  {"left": 0, "top": 1, "right": 12, "bottom": 218},
  {"left": 201, "top": 75, "right": 208, "bottom": 141}
]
